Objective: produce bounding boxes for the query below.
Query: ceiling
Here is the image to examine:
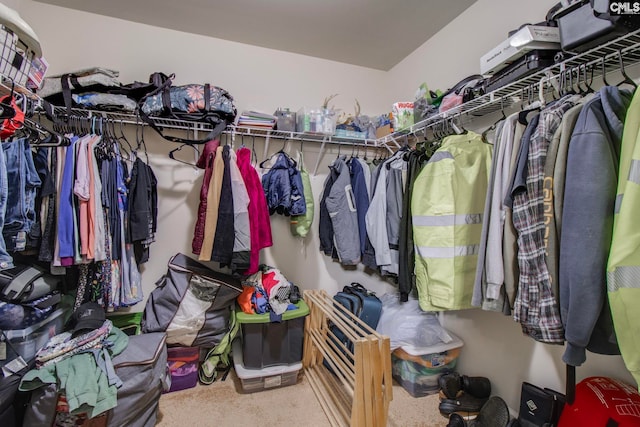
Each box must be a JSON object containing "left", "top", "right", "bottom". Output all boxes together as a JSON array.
[{"left": 33, "top": 0, "right": 477, "bottom": 71}]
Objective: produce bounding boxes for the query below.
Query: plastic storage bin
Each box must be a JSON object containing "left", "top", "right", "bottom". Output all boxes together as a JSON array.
[
  {"left": 232, "top": 339, "right": 301, "bottom": 393},
  {"left": 107, "top": 312, "right": 143, "bottom": 336},
  {"left": 296, "top": 107, "right": 337, "bottom": 135},
  {"left": 165, "top": 346, "right": 199, "bottom": 393},
  {"left": 0, "top": 308, "right": 65, "bottom": 367},
  {"left": 236, "top": 300, "right": 309, "bottom": 369},
  {"left": 391, "top": 333, "right": 464, "bottom": 397}
]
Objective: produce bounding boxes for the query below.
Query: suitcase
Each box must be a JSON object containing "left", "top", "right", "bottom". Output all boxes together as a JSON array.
[
  {"left": 22, "top": 332, "right": 169, "bottom": 427},
  {"left": 330, "top": 283, "right": 382, "bottom": 353}
]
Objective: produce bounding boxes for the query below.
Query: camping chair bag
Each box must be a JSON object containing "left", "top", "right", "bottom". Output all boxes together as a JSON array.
[
  {"left": 22, "top": 332, "right": 169, "bottom": 427},
  {"left": 141, "top": 253, "right": 243, "bottom": 349}
]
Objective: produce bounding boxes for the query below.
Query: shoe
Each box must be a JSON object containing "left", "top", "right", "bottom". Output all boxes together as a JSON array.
[
  {"left": 472, "top": 396, "right": 511, "bottom": 427},
  {"left": 439, "top": 392, "right": 489, "bottom": 417},
  {"left": 439, "top": 372, "right": 492, "bottom": 399},
  {"left": 446, "top": 413, "right": 469, "bottom": 427}
]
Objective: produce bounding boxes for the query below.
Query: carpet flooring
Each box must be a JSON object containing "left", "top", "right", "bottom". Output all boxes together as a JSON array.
[{"left": 157, "top": 368, "right": 449, "bottom": 427}]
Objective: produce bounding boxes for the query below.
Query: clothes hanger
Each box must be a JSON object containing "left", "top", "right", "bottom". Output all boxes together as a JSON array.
[
  {"left": 482, "top": 98, "right": 506, "bottom": 143},
  {"left": 601, "top": 55, "right": 610, "bottom": 87},
  {"left": 616, "top": 49, "right": 637, "bottom": 89},
  {"left": 169, "top": 143, "right": 199, "bottom": 167}
]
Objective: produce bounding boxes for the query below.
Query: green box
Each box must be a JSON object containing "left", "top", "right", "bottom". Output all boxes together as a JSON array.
[{"left": 107, "top": 312, "right": 143, "bottom": 336}]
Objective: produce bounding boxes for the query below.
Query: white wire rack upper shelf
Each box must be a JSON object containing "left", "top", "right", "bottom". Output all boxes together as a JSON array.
[{"left": 377, "top": 28, "right": 640, "bottom": 146}]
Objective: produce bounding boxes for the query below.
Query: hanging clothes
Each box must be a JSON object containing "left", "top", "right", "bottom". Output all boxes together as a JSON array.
[
  {"left": 398, "top": 149, "right": 427, "bottom": 302},
  {"left": 211, "top": 145, "right": 235, "bottom": 265},
  {"left": 290, "top": 151, "right": 314, "bottom": 238},
  {"left": 560, "top": 86, "right": 631, "bottom": 364},
  {"left": 325, "top": 155, "right": 360, "bottom": 265},
  {"left": 261, "top": 152, "right": 306, "bottom": 216},
  {"left": 348, "top": 156, "right": 368, "bottom": 255},
  {"left": 512, "top": 95, "right": 578, "bottom": 344},
  {"left": 199, "top": 145, "right": 224, "bottom": 261},
  {"left": 412, "top": 131, "right": 492, "bottom": 311},
  {"left": 228, "top": 147, "right": 251, "bottom": 272},
  {"left": 318, "top": 162, "right": 338, "bottom": 259},
  {"left": 127, "top": 157, "right": 158, "bottom": 265},
  {"left": 236, "top": 147, "right": 272, "bottom": 275},
  {"left": 608, "top": 86, "right": 640, "bottom": 387},
  {"left": 192, "top": 139, "right": 220, "bottom": 255}
]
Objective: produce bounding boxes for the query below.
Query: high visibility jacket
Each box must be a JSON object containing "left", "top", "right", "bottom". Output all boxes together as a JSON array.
[
  {"left": 412, "top": 132, "right": 492, "bottom": 311},
  {"left": 607, "top": 87, "right": 640, "bottom": 386}
]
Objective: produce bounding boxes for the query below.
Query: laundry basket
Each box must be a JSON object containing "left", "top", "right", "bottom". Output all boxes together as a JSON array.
[{"left": 0, "top": 3, "right": 41, "bottom": 87}]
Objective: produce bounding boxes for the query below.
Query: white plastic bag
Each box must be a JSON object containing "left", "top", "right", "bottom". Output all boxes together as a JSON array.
[{"left": 376, "top": 293, "right": 453, "bottom": 351}]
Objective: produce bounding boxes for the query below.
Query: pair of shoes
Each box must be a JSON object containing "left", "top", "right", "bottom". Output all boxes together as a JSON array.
[
  {"left": 446, "top": 396, "right": 516, "bottom": 427},
  {"left": 439, "top": 372, "right": 492, "bottom": 400},
  {"left": 439, "top": 392, "right": 489, "bottom": 418}
]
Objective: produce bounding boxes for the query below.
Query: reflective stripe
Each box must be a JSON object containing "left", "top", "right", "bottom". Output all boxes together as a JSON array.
[
  {"left": 412, "top": 214, "right": 482, "bottom": 227},
  {"left": 416, "top": 244, "right": 480, "bottom": 258},
  {"left": 615, "top": 194, "right": 623, "bottom": 214},
  {"left": 608, "top": 266, "right": 640, "bottom": 292},
  {"left": 629, "top": 159, "right": 640, "bottom": 184},
  {"left": 428, "top": 151, "right": 454, "bottom": 164}
]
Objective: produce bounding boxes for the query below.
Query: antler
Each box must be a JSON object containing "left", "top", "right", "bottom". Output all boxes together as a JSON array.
[
  {"left": 354, "top": 99, "right": 361, "bottom": 117},
  {"left": 322, "top": 94, "right": 339, "bottom": 109}
]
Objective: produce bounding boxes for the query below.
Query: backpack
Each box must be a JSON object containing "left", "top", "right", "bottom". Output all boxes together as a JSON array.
[
  {"left": 290, "top": 151, "right": 314, "bottom": 238},
  {"left": 198, "top": 311, "right": 239, "bottom": 385}
]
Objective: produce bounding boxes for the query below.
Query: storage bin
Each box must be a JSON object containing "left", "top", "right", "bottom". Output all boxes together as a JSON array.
[
  {"left": 236, "top": 300, "right": 309, "bottom": 369},
  {"left": 0, "top": 308, "right": 65, "bottom": 367},
  {"left": 296, "top": 107, "right": 337, "bottom": 135},
  {"left": 274, "top": 108, "right": 296, "bottom": 132},
  {"left": 391, "top": 334, "right": 463, "bottom": 398},
  {"left": 165, "top": 345, "right": 199, "bottom": 393},
  {"left": 0, "top": 3, "right": 42, "bottom": 86},
  {"left": 107, "top": 312, "right": 143, "bottom": 336},
  {"left": 232, "top": 339, "right": 301, "bottom": 393}
]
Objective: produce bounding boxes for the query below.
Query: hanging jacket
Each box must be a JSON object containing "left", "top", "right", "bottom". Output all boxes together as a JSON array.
[
  {"left": 348, "top": 157, "right": 369, "bottom": 254},
  {"left": 290, "top": 151, "right": 314, "bottom": 238},
  {"left": 561, "top": 86, "right": 632, "bottom": 366},
  {"left": 211, "top": 145, "right": 235, "bottom": 265},
  {"left": 192, "top": 139, "right": 220, "bottom": 255},
  {"left": 412, "top": 132, "right": 492, "bottom": 312},
  {"left": 608, "top": 86, "right": 640, "bottom": 388},
  {"left": 318, "top": 165, "right": 338, "bottom": 258},
  {"left": 261, "top": 152, "right": 306, "bottom": 216},
  {"left": 228, "top": 148, "right": 251, "bottom": 273},
  {"left": 236, "top": 147, "right": 272, "bottom": 275},
  {"left": 325, "top": 156, "right": 360, "bottom": 265}
]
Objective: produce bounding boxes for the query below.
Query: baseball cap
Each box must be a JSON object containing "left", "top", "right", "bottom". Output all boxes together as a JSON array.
[{"left": 69, "top": 302, "right": 105, "bottom": 336}]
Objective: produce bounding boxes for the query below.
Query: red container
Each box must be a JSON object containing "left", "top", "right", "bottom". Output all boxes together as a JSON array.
[{"left": 165, "top": 346, "right": 199, "bottom": 393}]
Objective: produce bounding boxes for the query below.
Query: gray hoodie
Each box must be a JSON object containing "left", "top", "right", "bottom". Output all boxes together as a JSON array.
[{"left": 560, "top": 86, "right": 633, "bottom": 367}]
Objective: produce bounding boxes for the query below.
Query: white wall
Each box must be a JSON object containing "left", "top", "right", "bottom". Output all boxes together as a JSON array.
[{"left": 12, "top": 0, "right": 638, "bottom": 414}]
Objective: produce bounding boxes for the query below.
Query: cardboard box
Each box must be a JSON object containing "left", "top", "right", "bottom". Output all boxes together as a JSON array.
[
  {"left": 480, "top": 25, "right": 560, "bottom": 75},
  {"left": 376, "top": 124, "right": 392, "bottom": 139}
]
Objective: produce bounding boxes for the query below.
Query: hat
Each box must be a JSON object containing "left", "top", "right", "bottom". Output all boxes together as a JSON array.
[{"left": 70, "top": 302, "right": 105, "bottom": 335}]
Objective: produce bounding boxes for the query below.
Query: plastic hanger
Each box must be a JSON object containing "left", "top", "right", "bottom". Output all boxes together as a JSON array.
[
  {"left": 601, "top": 56, "right": 610, "bottom": 87},
  {"left": 169, "top": 143, "right": 199, "bottom": 167}
]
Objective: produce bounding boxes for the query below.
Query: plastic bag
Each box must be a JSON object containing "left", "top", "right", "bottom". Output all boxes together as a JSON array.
[{"left": 376, "top": 293, "right": 453, "bottom": 351}]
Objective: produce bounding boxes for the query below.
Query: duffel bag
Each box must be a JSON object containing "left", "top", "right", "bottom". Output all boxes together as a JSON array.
[
  {"left": 141, "top": 253, "right": 242, "bottom": 349},
  {"left": 138, "top": 72, "right": 237, "bottom": 145},
  {"left": 22, "top": 332, "right": 169, "bottom": 427},
  {"left": 0, "top": 264, "right": 60, "bottom": 304}
]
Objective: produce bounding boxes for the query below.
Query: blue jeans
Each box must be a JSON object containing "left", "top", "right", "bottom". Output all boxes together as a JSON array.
[
  {"left": 3, "top": 138, "right": 41, "bottom": 252},
  {"left": 0, "top": 142, "right": 13, "bottom": 269}
]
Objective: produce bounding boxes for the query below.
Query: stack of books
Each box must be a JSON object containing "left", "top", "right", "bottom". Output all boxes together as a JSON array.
[{"left": 236, "top": 111, "right": 277, "bottom": 129}]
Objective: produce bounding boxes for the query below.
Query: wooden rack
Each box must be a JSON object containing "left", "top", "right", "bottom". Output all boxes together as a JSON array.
[{"left": 302, "top": 290, "right": 392, "bottom": 427}]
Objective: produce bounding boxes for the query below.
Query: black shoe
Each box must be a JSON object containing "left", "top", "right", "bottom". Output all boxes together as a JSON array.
[
  {"left": 439, "top": 372, "right": 492, "bottom": 399},
  {"left": 439, "top": 392, "right": 489, "bottom": 417},
  {"left": 447, "top": 413, "right": 468, "bottom": 427},
  {"left": 472, "top": 396, "right": 511, "bottom": 427}
]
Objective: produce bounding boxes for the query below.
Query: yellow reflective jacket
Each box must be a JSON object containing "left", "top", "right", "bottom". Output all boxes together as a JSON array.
[{"left": 412, "top": 132, "right": 492, "bottom": 311}]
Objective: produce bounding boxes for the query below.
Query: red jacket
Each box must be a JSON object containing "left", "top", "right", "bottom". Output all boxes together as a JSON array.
[
  {"left": 237, "top": 147, "right": 273, "bottom": 274},
  {"left": 192, "top": 139, "right": 220, "bottom": 255}
]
